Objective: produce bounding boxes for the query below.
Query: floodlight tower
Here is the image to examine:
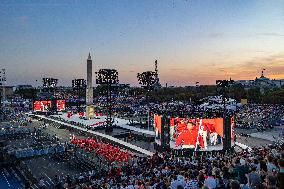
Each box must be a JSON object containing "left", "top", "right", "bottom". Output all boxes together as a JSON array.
[
  {"left": 137, "top": 71, "right": 156, "bottom": 130},
  {"left": 95, "top": 69, "right": 119, "bottom": 132},
  {"left": 216, "top": 79, "right": 234, "bottom": 150},
  {"left": 72, "top": 79, "right": 86, "bottom": 108}
]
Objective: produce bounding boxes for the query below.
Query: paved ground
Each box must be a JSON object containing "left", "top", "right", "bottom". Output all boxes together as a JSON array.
[
  {"left": 23, "top": 153, "right": 99, "bottom": 182},
  {"left": 236, "top": 125, "right": 283, "bottom": 143},
  {"left": 236, "top": 136, "right": 272, "bottom": 148}
]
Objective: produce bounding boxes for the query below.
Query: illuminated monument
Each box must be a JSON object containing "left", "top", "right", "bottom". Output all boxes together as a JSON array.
[{"left": 86, "top": 52, "right": 94, "bottom": 119}]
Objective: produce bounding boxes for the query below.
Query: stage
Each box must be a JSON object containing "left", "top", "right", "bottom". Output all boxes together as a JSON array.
[
  {"left": 52, "top": 113, "right": 155, "bottom": 136},
  {"left": 33, "top": 114, "right": 154, "bottom": 156}
]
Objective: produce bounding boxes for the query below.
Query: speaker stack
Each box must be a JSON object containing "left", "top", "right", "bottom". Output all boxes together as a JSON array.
[
  {"left": 223, "top": 116, "right": 232, "bottom": 150},
  {"left": 161, "top": 115, "right": 170, "bottom": 149}
]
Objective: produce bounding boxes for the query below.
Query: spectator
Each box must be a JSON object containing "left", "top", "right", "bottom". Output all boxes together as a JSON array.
[
  {"left": 264, "top": 174, "right": 277, "bottom": 189},
  {"left": 185, "top": 174, "right": 199, "bottom": 189},
  {"left": 266, "top": 155, "right": 277, "bottom": 172},
  {"left": 232, "top": 159, "right": 249, "bottom": 184},
  {"left": 229, "top": 180, "right": 240, "bottom": 189},
  {"left": 246, "top": 166, "right": 261, "bottom": 189},
  {"left": 277, "top": 159, "right": 284, "bottom": 189},
  {"left": 259, "top": 160, "right": 268, "bottom": 182},
  {"left": 39, "top": 177, "right": 46, "bottom": 189},
  {"left": 54, "top": 174, "right": 61, "bottom": 189},
  {"left": 204, "top": 171, "right": 216, "bottom": 189}
]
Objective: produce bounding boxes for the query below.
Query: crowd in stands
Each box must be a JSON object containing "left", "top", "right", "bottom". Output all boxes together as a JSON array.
[
  {"left": 235, "top": 105, "right": 284, "bottom": 131},
  {"left": 12, "top": 143, "right": 65, "bottom": 158},
  {"left": 4, "top": 126, "right": 67, "bottom": 159},
  {"left": 37, "top": 137, "right": 284, "bottom": 189},
  {"left": 1, "top": 105, "right": 30, "bottom": 123},
  {"left": 0, "top": 125, "right": 30, "bottom": 138},
  {"left": 94, "top": 95, "right": 238, "bottom": 118}
]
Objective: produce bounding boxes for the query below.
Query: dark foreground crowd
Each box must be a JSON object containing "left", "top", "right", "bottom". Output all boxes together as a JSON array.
[{"left": 32, "top": 138, "right": 284, "bottom": 189}]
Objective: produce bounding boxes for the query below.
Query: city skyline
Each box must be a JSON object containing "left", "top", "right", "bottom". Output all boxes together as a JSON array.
[{"left": 1, "top": 0, "right": 284, "bottom": 86}]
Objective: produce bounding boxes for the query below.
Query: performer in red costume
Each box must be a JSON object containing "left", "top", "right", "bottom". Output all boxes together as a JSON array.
[
  {"left": 175, "top": 121, "right": 204, "bottom": 149},
  {"left": 33, "top": 101, "right": 42, "bottom": 111},
  {"left": 67, "top": 111, "right": 73, "bottom": 118},
  {"left": 198, "top": 122, "right": 211, "bottom": 150},
  {"left": 177, "top": 119, "right": 188, "bottom": 132}
]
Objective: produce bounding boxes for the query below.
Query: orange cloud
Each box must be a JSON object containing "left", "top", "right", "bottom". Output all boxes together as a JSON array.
[
  {"left": 268, "top": 74, "right": 284, "bottom": 79},
  {"left": 159, "top": 52, "right": 284, "bottom": 85}
]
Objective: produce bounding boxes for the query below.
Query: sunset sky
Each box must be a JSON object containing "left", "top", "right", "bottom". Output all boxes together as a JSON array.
[{"left": 1, "top": 0, "right": 284, "bottom": 86}]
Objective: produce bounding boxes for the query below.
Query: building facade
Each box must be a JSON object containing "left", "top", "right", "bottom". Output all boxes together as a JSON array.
[{"left": 235, "top": 71, "right": 284, "bottom": 90}]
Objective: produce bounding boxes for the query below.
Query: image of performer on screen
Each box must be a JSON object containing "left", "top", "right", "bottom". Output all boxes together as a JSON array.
[
  {"left": 154, "top": 115, "right": 161, "bottom": 139},
  {"left": 203, "top": 122, "right": 219, "bottom": 146},
  {"left": 175, "top": 120, "right": 204, "bottom": 149},
  {"left": 198, "top": 121, "right": 209, "bottom": 150}
]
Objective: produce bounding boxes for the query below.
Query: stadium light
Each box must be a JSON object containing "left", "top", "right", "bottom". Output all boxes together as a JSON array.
[
  {"left": 72, "top": 79, "right": 86, "bottom": 108},
  {"left": 137, "top": 71, "right": 156, "bottom": 90},
  {"left": 137, "top": 71, "right": 156, "bottom": 131},
  {"left": 216, "top": 79, "right": 234, "bottom": 150},
  {"left": 95, "top": 69, "right": 119, "bottom": 132}
]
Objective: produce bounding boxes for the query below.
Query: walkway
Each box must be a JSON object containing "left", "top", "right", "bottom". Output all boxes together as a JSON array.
[{"left": 34, "top": 115, "right": 154, "bottom": 156}]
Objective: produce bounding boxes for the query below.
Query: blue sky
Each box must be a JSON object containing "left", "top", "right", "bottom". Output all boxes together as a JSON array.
[{"left": 1, "top": 0, "right": 284, "bottom": 86}]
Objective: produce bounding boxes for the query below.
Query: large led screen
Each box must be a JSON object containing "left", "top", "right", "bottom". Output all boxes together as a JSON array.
[
  {"left": 33, "top": 100, "right": 52, "bottom": 112},
  {"left": 231, "top": 117, "right": 235, "bottom": 146},
  {"left": 169, "top": 118, "right": 224, "bottom": 151},
  {"left": 153, "top": 114, "right": 162, "bottom": 145},
  {"left": 56, "top": 100, "right": 66, "bottom": 111},
  {"left": 153, "top": 115, "right": 235, "bottom": 151}
]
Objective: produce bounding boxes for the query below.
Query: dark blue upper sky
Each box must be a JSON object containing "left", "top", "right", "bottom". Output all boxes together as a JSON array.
[{"left": 1, "top": 0, "right": 284, "bottom": 86}]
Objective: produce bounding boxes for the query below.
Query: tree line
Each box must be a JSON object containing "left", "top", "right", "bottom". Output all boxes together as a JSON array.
[{"left": 13, "top": 85, "right": 284, "bottom": 105}]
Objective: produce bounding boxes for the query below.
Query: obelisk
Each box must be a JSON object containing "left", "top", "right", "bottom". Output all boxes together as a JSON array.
[{"left": 86, "top": 52, "right": 94, "bottom": 119}]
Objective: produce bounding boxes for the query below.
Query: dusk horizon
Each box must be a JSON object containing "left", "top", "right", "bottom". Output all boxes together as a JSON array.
[{"left": 1, "top": 0, "right": 284, "bottom": 86}]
